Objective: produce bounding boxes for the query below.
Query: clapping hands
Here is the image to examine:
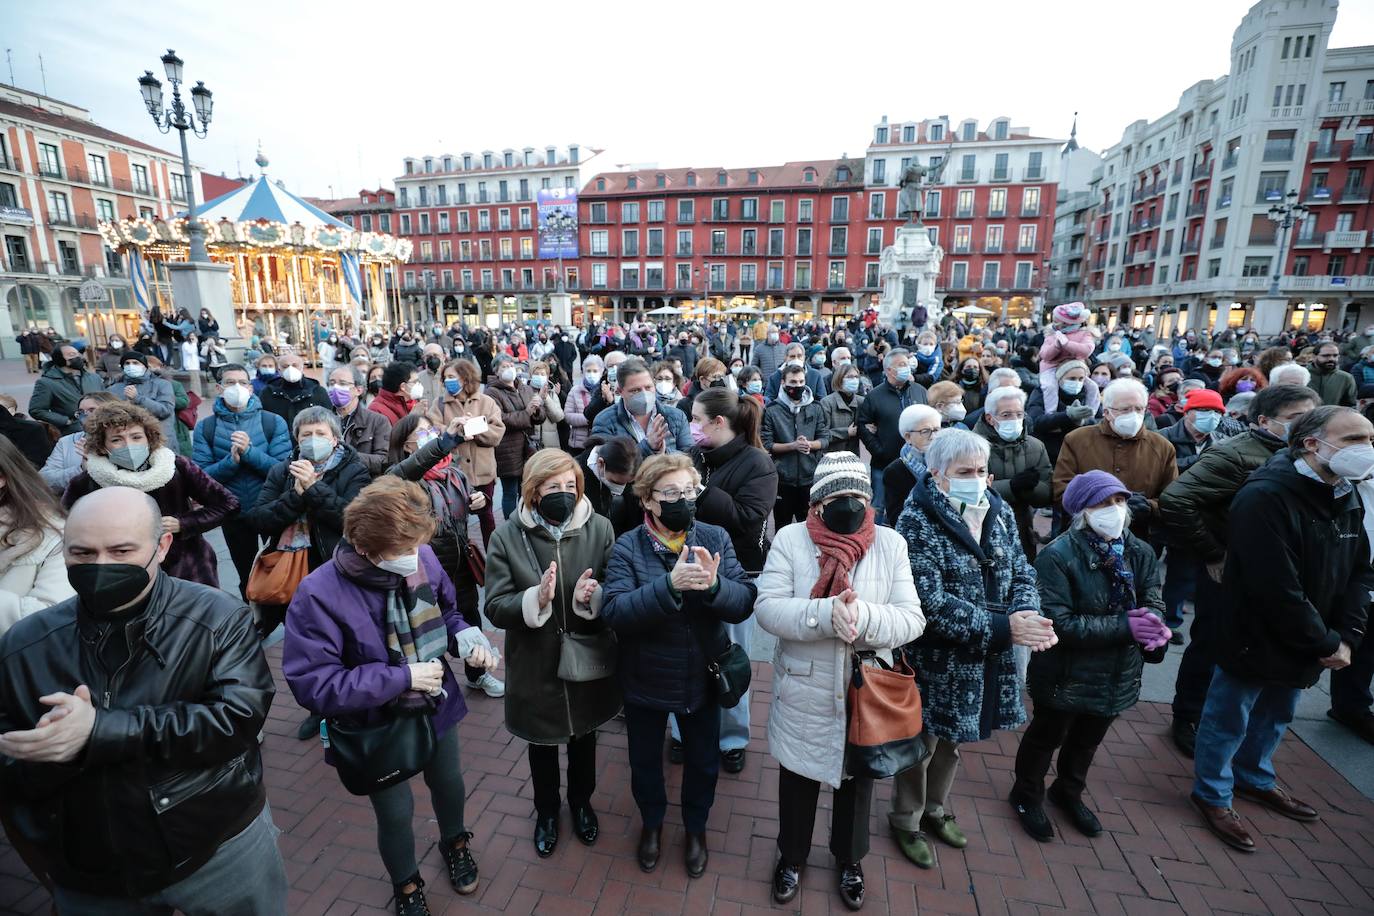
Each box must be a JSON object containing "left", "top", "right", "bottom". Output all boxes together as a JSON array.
[
  {"left": 670, "top": 547, "right": 720, "bottom": 592},
  {"left": 1127, "top": 608, "right": 1172, "bottom": 651},
  {"left": 831, "top": 588, "right": 860, "bottom": 644},
  {"left": 1010, "top": 610, "right": 1057, "bottom": 651}
]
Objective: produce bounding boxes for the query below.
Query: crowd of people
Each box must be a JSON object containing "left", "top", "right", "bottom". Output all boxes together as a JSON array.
[{"left": 0, "top": 305, "right": 1370, "bottom": 915}]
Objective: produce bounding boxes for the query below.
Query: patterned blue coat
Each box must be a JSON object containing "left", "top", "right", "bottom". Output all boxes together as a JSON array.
[{"left": 896, "top": 470, "right": 1041, "bottom": 743}]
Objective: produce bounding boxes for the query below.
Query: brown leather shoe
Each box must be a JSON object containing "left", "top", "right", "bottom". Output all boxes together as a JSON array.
[
  {"left": 1190, "top": 793, "right": 1256, "bottom": 852},
  {"left": 1234, "top": 784, "right": 1319, "bottom": 822}
]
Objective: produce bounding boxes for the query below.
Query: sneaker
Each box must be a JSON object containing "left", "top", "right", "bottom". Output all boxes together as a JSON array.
[
  {"left": 721, "top": 748, "right": 746, "bottom": 774},
  {"left": 467, "top": 672, "right": 505, "bottom": 698},
  {"left": 837, "top": 861, "right": 865, "bottom": 910},
  {"left": 393, "top": 875, "right": 432, "bottom": 916},
  {"left": 440, "top": 832, "right": 479, "bottom": 895},
  {"left": 920, "top": 813, "right": 967, "bottom": 849},
  {"left": 891, "top": 828, "right": 935, "bottom": 869}
]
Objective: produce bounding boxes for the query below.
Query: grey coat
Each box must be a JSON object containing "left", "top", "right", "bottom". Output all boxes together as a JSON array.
[{"left": 106, "top": 373, "right": 177, "bottom": 445}]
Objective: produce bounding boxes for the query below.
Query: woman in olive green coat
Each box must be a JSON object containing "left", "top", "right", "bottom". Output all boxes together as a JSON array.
[{"left": 485, "top": 448, "right": 619, "bottom": 862}]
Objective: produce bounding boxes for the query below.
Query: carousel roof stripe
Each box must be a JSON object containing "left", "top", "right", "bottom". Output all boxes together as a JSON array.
[{"left": 185, "top": 175, "right": 351, "bottom": 230}]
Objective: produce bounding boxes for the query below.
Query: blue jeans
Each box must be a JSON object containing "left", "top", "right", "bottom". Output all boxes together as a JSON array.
[
  {"left": 870, "top": 463, "right": 888, "bottom": 527},
  {"left": 670, "top": 617, "right": 753, "bottom": 752},
  {"left": 52, "top": 804, "right": 287, "bottom": 915},
  {"left": 500, "top": 474, "right": 522, "bottom": 520},
  {"left": 1162, "top": 553, "right": 1198, "bottom": 628},
  {"left": 1192, "top": 668, "right": 1301, "bottom": 808}
]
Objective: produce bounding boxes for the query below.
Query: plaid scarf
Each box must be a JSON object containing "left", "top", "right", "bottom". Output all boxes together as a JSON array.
[{"left": 1083, "top": 529, "right": 1134, "bottom": 614}]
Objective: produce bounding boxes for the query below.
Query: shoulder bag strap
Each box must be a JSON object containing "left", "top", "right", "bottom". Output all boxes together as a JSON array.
[{"left": 519, "top": 528, "right": 566, "bottom": 634}]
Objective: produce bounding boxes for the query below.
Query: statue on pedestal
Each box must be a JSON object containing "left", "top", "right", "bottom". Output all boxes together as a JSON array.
[{"left": 896, "top": 151, "right": 950, "bottom": 225}]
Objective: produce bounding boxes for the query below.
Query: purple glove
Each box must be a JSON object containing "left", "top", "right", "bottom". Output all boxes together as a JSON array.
[{"left": 1127, "top": 608, "right": 1172, "bottom": 651}]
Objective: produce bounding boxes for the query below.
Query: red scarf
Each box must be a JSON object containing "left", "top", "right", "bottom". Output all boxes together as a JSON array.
[
  {"left": 805, "top": 507, "right": 876, "bottom": 598},
  {"left": 423, "top": 454, "right": 453, "bottom": 481}
]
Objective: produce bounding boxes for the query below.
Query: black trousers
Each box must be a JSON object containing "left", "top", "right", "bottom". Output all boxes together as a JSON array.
[
  {"left": 624, "top": 702, "right": 720, "bottom": 833},
  {"left": 528, "top": 731, "right": 598, "bottom": 819},
  {"left": 774, "top": 483, "right": 812, "bottom": 529},
  {"left": 1331, "top": 616, "right": 1374, "bottom": 715},
  {"left": 776, "top": 766, "right": 873, "bottom": 866},
  {"left": 1011, "top": 706, "right": 1116, "bottom": 805},
  {"left": 1171, "top": 567, "right": 1226, "bottom": 723},
  {"left": 221, "top": 515, "right": 262, "bottom": 601}
]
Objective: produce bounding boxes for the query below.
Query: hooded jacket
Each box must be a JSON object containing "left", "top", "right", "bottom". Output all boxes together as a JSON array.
[
  {"left": 761, "top": 388, "right": 830, "bottom": 487},
  {"left": 106, "top": 369, "right": 177, "bottom": 446},
  {"left": 1218, "top": 452, "right": 1372, "bottom": 688},
  {"left": 483, "top": 499, "right": 621, "bottom": 743}
]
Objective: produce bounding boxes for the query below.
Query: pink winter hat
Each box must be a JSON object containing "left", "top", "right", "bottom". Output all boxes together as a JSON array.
[{"left": 1053, "top": 302, "right": 1086, "bottom": 324}]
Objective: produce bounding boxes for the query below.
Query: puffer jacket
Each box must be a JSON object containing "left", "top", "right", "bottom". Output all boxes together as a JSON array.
[
  {"left": 755, "top": 523, "right": 925, "bottom": 788},
  {"left": 1029, "top": 528, "right": 1166, "bottom": 717},
  {"left": 29, "top": 364, "right": 104, "bottom": 434},
  {"left": 691, "top": 434, "right": 778, "bottom": 574},
  {"left": 601, "top": 521, "right": 756, "bottom": 714},
  {"left": 191, "top": 396, "right": 293, "bottom": 507},
  {"left": 0, "top": 520, "right": 73, "bottom": 636},
  {"left": 972, "top": 419, "right": 1052, "bottom": 538},
  {"left": 1218, "top": 452, "right": 1373, "bottom": 689},
  {"left": 258, "top": 377, "right": 332, "bottom": 430},
  {"left": 896, "top": 471, "right": 1041, "bottom": 743},
  {"left": 1158, "top": 428, "right": 1284, "bottom": 560},
  {"left": 243, "top": 445, "right": 371, "bottom": 571},
  {"left": 818, "top": 389, "right": 864, "bottom": 455},
  {"left": 563, "top": 382, "right": 595, "bottom": 451},
  {"left": 0, "top": 573, "right": 273, "bottom": 897},
  {"left": 484, "top": 499, "right": 621, "bottom": 743},
  {"left": 760, "top": 390, "right": 830, "bottom": 487},
  {"left": 427, "top": 388, "right": 506, "bottom": 487},
  {"left": 485, "top": 378, "right": 540, "bottom": 476}
]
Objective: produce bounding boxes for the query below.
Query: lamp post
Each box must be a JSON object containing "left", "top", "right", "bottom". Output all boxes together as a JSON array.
[
  {"left": 137, "top": 50, "right": 213, "bottom": 262},
  {"left": 540, "top": 207, "right": 576, "bottom": 294},
  {"left": 1266, "top": 189, "right": 1309, "bottom": 298}
]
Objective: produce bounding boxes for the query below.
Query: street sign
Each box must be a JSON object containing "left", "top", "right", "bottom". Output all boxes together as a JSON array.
[{"left": 78, "top": 279, "right": 108, "bottom": 302}]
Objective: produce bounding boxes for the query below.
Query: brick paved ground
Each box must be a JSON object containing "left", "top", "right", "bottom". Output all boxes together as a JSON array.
[{"left": 4, "top": 636, "right": 1374, "bottom": 916}]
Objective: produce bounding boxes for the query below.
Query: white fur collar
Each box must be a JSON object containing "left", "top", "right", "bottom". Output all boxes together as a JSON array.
[{"left": 86, "top": 446, "right": 177, "bottom": 492}]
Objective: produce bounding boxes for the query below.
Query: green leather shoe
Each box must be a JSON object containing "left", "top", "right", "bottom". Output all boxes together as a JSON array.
[
  {"left": 892, "top": 829, "right": 936, "bottom": 869},
  {"left": 921, "top": 813, "right": 968, "bottom": 849}
]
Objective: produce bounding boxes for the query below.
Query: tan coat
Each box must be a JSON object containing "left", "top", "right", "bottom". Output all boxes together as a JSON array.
[
  {"left": 427, "top": 389, "right": 506, "bottom": 487},
  {"left": 1052, "top": 419, "right": 1178, "bottom": 518}
]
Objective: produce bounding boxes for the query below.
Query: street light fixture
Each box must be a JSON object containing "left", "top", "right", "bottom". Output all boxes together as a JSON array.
[
  {"left": 137, "top": 50, "right": 213, "bottom": 262},
  {"left": 540, "top": 207, "right": 576, "bottom": 295},
  {"left": 1266, "top": 189, "right": 1309, "bottom": 297}
]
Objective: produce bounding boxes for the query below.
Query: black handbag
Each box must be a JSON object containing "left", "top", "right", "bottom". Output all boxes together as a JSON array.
[
  {"left": 691, "top": 621, "right": 751, "bottom": 709},
  {"left": 325, "top": 707, "right": 437, "bottom": 796},
  {"left": 519, "top": 531, "right": 617, "bottom": 682}
]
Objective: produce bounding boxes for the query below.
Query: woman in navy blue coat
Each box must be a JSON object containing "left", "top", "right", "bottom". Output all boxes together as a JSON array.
[{"left": 601, "top": 452, "right": 757, "bottom": 880}]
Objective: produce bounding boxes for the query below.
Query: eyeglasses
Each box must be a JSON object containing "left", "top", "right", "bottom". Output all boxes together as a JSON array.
[
  {"left": 653, "top": 485, "right": 704, "bottom": 502},
  {"left": 911, "top": 427, "right": 940, "bottom": 438}
]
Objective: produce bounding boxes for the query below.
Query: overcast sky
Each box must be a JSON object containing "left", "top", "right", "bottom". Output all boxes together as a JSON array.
[{"left": 7, "top": 0, "right": 1373, "bottom": 200}]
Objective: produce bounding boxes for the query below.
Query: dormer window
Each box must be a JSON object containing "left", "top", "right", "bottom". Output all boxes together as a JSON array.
[
  {"left": 597, "top": 178, "right": 606, "bottom": 191},
  {"left": 656, "top": 173, "right": 666, "bottom": 188},
  {"left": 993, "top": 120, "right": 1009, "bottom": 140},
  {"left": 837, "top": 166, "right": 851, "bottom": 181},
  {"left": 962, "top": 122, "right": 976, "bottom": 141},
  {"left": 686, "top": 172, "right": 697, "bottom": 187},
  {"left": 628, "top": 176, "right": 638, "bottom": 190},
  {"left": 716, "top": 170, "right": 728, "bottom": 186},
  {"left": 804, "top": 169, "right": 816, "bottom": 183},
  {"left": 747, "top": 170, "right": 759, "bottom": 185},
  {"left": 929, "top": 123, "right": 944, "bottom": 142}
]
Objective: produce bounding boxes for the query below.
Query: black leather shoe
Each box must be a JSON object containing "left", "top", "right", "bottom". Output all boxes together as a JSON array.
[
  {"left": 721, "top": 748, "right": 746, "bottom": 774},
  {"left": 1010, "top": 796, "right": 1055, "bottom": 842},
  {"left": 669, "top": 739, "right": 684, "bottom": 764},
  {"left": 1172, "top": 717, "right": 1197, "bottom": 758},
  {"left": 772, "top": 859, "right": 801, "bottom": 904},
  {"left": 637, "top": 825, "right": 662, "bottom": 872},
  {"left": 684, "top": 831, "right": 708, "bottom": 878},
  {"left": 571, "top": 804, "right": 599, "bottom": 845},
  {"left": 838, "top": 861, "right": 865, "bottom": 910},
  {"left": 1048, "top": 787, "right": 1102, "bottom": 837},
  {"left": 533, "top": 815, "right": 558, "bottom": 858}
]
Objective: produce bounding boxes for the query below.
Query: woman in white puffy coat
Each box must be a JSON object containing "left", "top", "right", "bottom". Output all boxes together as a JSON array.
[
  {"left": 0, "top": 436, "right": 74, "bottom": 636},
  {"left": 754, "top": 451, "right": 925, "bottom": 911}
]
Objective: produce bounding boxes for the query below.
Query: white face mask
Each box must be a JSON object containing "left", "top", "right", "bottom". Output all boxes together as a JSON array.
[
  {"left": 941, "top": 403, "right": 967, "bottom": 422},
  {"left": 375, "top": 552, "right": 420, "bottom": 577},
  {"left": 655, "top": 380, "right": 677, "bottom": 397},
  {"left": 1320, "top": 440, "right": 1374, "bottom": 481},
  {"left": 281, "top": 366, "right": 303, "bottom": 384},
  {"left": 1110, "top": 412, "right": 1144, "bottom": 438},
  {"left": 499, "top": 368, "right": 517, "bottom": 383},
  {"left": 408, "top": 381, "right": 425, "bottom": 400},
  {"left": 942, "top": 474, "right": 987, "bottom": 507},
  {"left": 221, "top": 383, "right": 251, "bottom": 409},
  {"left": 1085, "top": 503, "right": 1128, "bottom": 540}
]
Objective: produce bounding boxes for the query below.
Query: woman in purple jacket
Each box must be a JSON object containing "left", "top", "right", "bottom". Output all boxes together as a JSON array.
[{"left": 283, "top": 477, "right": 499, "bottom": 916}]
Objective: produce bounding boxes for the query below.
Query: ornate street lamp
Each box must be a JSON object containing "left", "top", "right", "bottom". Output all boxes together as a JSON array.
[
  {"left": 540, "top": 207, "right": 576, "bottom": 294},
  {"left": 1266, "top": 189, "right": 1309, "bottom": 298},
  {"left": 137, "top": 50, "right": 213, "bottom": 262}
]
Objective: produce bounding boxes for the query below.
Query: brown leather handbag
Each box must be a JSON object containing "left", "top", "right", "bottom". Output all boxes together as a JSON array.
[
  {"left": 464, "top": 539, "right": 486, "bottom": 587},
  {"left": 845, "top": 651, "right": 926, "bottom": 779},
  {"left": 246, "top": 524, "right": 311, "bottom": 605}
]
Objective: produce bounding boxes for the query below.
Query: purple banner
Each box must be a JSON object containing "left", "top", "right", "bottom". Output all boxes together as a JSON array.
[{"left": 537, "top": 189, "right": 579, "bottom": 259}]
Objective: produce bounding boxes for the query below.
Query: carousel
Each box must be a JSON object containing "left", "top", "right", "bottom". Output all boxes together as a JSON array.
[{"left": 99, "top": 159, "right": 412, "bottom": 349}]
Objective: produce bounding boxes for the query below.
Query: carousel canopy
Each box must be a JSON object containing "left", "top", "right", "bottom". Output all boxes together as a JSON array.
[{"left": 185, "top": 175, "right": 350, "bottom": 231}]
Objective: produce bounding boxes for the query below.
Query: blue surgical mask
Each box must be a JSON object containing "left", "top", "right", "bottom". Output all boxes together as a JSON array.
[
  {"left": 1192, "top": 411, "right": 1221, "bottom": 434},
  {"left": 842, "top": 377, "right": 860, "bottom": 394},
  {"left": 996, "top": 419, "right": 1023, "bottom": 441},
  {"left": 895, "top": 366, "right": 912, "bottom": 382},
  {"left": 1061, "top": 379, "right": 1084, "bottom": 395},
  {"left": 108, "top": 443, "right": 150, "bottom": 471},
  {"left": 444, "top": 378, "right": 461, "bottom": 395},
  {"left": 299, "top": 435, "right": 334, "bottom": 462},
  {"left": 945, "top": 475, "right": 987, "bottom": 507},
  {"left": 746, "top": 380, "right": 763, "bottom": 395}
]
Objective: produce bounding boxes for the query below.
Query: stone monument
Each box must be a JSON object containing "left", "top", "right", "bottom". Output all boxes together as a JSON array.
[{"left": 878, "top": 160, "right": 946, "bottom": 331}]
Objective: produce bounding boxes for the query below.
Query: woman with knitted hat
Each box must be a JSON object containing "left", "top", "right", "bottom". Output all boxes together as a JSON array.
[
  {"left": 1010, "top": 470, "right": 1169, "bottom": 843},
  {"left": 755, "top": 451, "right": 925, "bottom": 909}
]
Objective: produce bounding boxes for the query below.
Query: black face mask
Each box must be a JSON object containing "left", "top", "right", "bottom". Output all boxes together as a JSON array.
[
  {"left": 656, "top": 497, "right": 696, "bottom": 532},
  {"left": 784, "top": 385, "right": 806, "bottom": 401},
  {"left": 961, "top": 367, "right": 979, "bottom": 381},
  {"left": 425, "top": 356, "right": 441, "bottom": 372},
  {"left": 367, "top": 378, "right": 382, "bottom": 395},
  {"left": 538, "top": 491, "right": 576, "bottom": 525},
  {"left": 821, "top": 496, "right": 867, "bottom": 535},
  {"left": 709, "top": 378, "right": 727, "bottom": 389},
  {"left": 67, "top": 555, "right": 156, "bottom": 620}
]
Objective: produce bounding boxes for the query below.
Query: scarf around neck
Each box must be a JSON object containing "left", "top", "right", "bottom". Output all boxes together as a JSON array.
[
  {"left": 644, "top": 511, "right": 687, "bottom": 554},
  {"left": 805, "top": 506, "right": 876, "bottom": 598},
  {"left": 1084, "top": 529, "right": 1134, "bottom": 614},
  {"left": 900, "top": 442, "right": 926, "bottom": 477},
  {"left": 85, "top": 447, "right": 177, "bottom": 492}
]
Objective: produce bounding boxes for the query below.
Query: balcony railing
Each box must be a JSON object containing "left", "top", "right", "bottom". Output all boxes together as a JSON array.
[
  {"left": 1185, "top": 201, "right": 1208, "bottom": 217},
  {"left": 956, "top": 169, "right": 980, "bottom": 184},
  {"left": 1313, "top": 143, "right": 1341, "bottom": 161},
  {"left": 38, "top": 163, "right": 63, "bottom": 180},
  {"left": 0, "top": 154, "right": 16, "bottom": 171},
  {"left": 58, "top": 262, "right": 82, "bottom": 276},
  {"left": 1020, "top": 206, "right": 1040, "bottom": 217},
  {"left": 1325, "top": 230, "right": 1368, "bottom": 250},
  {"left": 1294, "top": 233, "right": 1322, "bottom": 248},
  {"left": 990, "top": 168, "right": 1010, "bottom": 182},
  {"left": 1341, "top": 182, "right": 1371, "bottom": 203},
  {"left": 1022, "top": 166, "right": 1044, "bottom": 181},
  {"left": 1015, "top": 243, "right": 1039, "bottom": 254},
  {"left": 1221, "top": 153, "right": 1239, "bottom": 171},
  {"left": 1353, "top": 136, "right": 1374, "bottom": 159},
  {"left": 1180, "top": 239, "right": 1201, "bottom": 254},
  {"left": 1191, "top": 162, "right": 1212, "bottom": 180},
  {"left": 1262, "top": 144, "right": 1295, "bottom": 162},
  {"left": 1209, "top": 235, "right": 1226, "bottom": 249}
]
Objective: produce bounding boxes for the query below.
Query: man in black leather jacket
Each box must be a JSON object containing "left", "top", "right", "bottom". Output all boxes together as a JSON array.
[{"left": 0, "top": 486, "right": 284, "bottom": 912}]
